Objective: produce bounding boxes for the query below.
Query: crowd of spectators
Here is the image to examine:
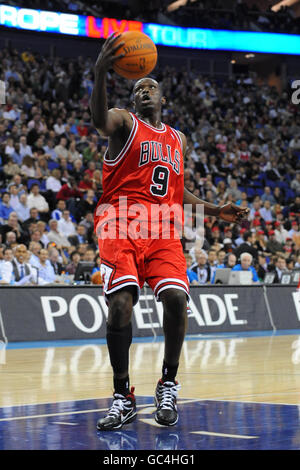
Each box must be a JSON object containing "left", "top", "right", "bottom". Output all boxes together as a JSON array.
[
  {"left": 0, "top": 44, "right": 300, "bottom": 286},
  {"left": 6, "top": 0, "right": 300, "bottom": 34}
]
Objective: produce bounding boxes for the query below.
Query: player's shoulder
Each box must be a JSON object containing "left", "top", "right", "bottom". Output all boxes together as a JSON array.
[
  {"left": 107, "top": 108, "right": 134, "bottom": 131},
  {"left": 169, "top": 128, "right": 187, "bottom": 154},
  {"left": 108, "top": 107, "right": 131, "bottom": 119}
]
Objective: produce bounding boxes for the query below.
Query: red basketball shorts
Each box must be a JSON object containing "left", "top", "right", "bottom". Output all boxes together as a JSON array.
[{"left": 98, "top": 236, "right": 189, "bottom": 305}]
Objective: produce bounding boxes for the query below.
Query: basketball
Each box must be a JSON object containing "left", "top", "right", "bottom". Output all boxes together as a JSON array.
[
  {"left": 112, "top": 31, "right": 157, "bottom": 80},
  {"left": 91, "top": 270, "right": 102, "bottom": 285}
]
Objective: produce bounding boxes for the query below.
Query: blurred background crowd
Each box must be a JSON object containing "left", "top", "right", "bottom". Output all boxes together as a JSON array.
[
  {"left": 6, "top": 0, "right": 300, "bottom": 34},
  {"left": 1, "top": 0, "right": 300, "bottom": 286}
]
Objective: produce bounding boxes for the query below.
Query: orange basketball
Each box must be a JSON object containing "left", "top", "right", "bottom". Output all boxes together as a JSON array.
[
  {"left": 112, "top": 31, "right": 157, "bottom": 80},
  {"left": 91, "top": 271, "right": 102, "bottom": 285}
]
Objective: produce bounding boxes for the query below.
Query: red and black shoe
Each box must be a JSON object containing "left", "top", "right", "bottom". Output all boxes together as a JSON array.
[
  {"left": 154, "top": 379, "right": 181, "bottom": 426},
  {"left": 97, "top": 387, "right": 137, "bottom": 431}
]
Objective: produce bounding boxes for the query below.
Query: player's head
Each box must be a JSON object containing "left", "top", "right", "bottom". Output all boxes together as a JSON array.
[{"left": 132, "top": 77, "right": 166, "bottom": 116}]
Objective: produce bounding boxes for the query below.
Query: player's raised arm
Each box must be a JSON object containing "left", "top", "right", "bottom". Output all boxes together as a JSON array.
[{"left": 90, "top": 33, "right": 127, "bottom": 136}]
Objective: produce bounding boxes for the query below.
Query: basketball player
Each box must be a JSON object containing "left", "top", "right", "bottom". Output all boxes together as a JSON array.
[{"left": 90, "top": 33, "right": 249, "bottom": 431}]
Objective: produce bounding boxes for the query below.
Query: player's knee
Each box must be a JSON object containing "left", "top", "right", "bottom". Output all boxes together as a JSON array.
[
  {"left": 162, "top": 289, "right": 187, "bottom": 320},
  {"left": 108, "top": 291, "right": 133, "bottom": 329}
]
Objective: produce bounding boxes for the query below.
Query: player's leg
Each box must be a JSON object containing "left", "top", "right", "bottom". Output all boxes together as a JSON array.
[
  {"left": 106, "top": 286, "right": 135, "bottom": 394},
  {"left": 160, "top": 287, "right": 187, "bottom": 381},
  {"left": 97, "top": 286, "right": 137, "bottom": 431},
  {"left": 145, "top": 238, "right": 189, "bottom": 426},
  {"left": 96, "top": 237, "right": 142, "bottom": 431},
  {"left": 154, "top": 288, "right": 187, "bottom": 426}
]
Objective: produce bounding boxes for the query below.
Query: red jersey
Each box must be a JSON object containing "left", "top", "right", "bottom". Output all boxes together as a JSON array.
[{"left": 94, "top": 112, "right": 184, "bottom": 239}]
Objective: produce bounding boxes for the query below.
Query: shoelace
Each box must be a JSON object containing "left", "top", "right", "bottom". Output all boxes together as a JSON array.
[
  {"left": 107, "top": 394, "right": 130, "bottom": 418},
  {"left": 158, "top": 382, "right": 181, "bottom": 410}
]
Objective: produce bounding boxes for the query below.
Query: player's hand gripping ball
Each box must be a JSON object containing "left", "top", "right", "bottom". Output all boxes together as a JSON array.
[{"left": 112, "top": 31, "right": 157, "bottom": 79}]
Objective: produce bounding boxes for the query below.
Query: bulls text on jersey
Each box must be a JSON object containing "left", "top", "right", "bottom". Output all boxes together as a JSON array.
[{"left": 139, "top": 140, "right": 180, "bottom": 175}]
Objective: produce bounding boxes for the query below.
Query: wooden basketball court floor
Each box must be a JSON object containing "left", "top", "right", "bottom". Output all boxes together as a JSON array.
[{"left": 1, "top": 331, "right": 300, "bottom": 450}]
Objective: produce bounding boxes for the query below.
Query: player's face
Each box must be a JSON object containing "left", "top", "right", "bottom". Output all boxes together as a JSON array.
[{"left": 133, "top": 78, "right": 162, "bottom": 114}]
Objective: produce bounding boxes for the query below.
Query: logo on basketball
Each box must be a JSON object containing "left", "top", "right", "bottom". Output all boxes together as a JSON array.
[{"left": 139, "top": 58, "right": 146, "bottom": 71}]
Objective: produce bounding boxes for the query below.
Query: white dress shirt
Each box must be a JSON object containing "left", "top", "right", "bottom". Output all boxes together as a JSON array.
[{"left": 0, "top": 259, "right": 38, "bottom": 285}]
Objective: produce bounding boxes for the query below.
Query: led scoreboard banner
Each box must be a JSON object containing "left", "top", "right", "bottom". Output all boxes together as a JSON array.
[{"left": 1, "top": 3, "right": 300, "bottom": 55}]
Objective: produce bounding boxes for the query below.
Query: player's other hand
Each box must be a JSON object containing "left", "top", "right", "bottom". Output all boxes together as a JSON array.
[
  {"left": 95, "top": 32, "right": 125, "bottom": 73},
  {"left": 218, "top": 203, "right": 250, "bottom": 223}
]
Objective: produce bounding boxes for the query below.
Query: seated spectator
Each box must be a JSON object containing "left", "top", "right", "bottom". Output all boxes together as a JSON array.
[
  {"left": 3, "top": 158, "right": 21, "bottom": 178},
  {"left": 51, "top": 200, "right": 66, "bottom": 221},
  {"left": 260, "top": 200, "right": 273, "bottom": 223},
  {"left": 274, "top": 221, "right": 289, "bottom": 244},
  {"left": 65, "top": 251, "right": 81, "bottom": 275},
  {"left": 36, "top": 220, "right": 50, "bottom": 247},
  {"left": 35, "top": 156, "right": 49, "bottom": 180},
  {"left": 211, "top": 252, "right": 237, "bottom": 283},
  {"left": 68, "top": 224, "right": 88, "bottom": 247},
  {"left": 4, "top": 137, "right": 16, "bottom": 157},
  {"left": 266, "top": 230, "right": 285, "bottom": 254},
  {"left": 232, "top": 252, "right": 260, "bottom": 284},
  {"left": 273, "top": 187, "right": 285, "bottom": 206},
  {"left": 270, "top": 255, "right": 289, "bottom": 283},
  {"left": 70, "top": 158, "right": 85, "bottom": 183},
  {"left": 207, "top": 249, "right": 218, "bottom": 279},
  {"left": 55, "top": 177, "right": 83, "bottom": 202},
  {"left": 249, "top": 198, "right": 262, "bottom": 220},
  {"left": 58, "top": 209, "right": 77, "bottom": 237},
  {"left": 256, "top": 252, "right": 269, "bottom": 282},
  {"left": 2, "top": 247, "right": 13, "bottom": 263},
  {"left": 92, "top": 254, "right": 101, "bottom": 273},
  {"left": 289, "top": 196, "right": 300, "bottom": 215},
  {"left": 0, "top": 244, "right": 38, "bottom": 285},
  {"left": 85, "top": 161, "right": 96, "bottom": 179},
  {"left": 27, "top": 183, "right": 49, "bottom": 218},
  {"left": 48, "top": 246, "right": 64, "bottom": 275},
  {"left": 261, "top": 186, "right": 276, "bottom": 205},
  {"left": 19, "top": 135, "right": 33, "bottom": 159},
  {"left": 68, "top": 141, "right": 81, "bottom": 162},
  {"left": 91, "top": 169, "right": 103, "bottom": 196},
  {"left": 43, "top": 139, "right": 58, "bottom": 161},
  {"left": 31, "top": 248, "right": 56, "bottom": 284},
  {"left": 77, "top": 118, "right": 88, "bottom": 137},
  {"left": 82, "top": 247, "right": 96, "bottom": 262},
  {"left": 235, "top": 231, "right": 259, "bottom": 261},
  {"left": 75, "top": 189, "right": 97, "bottom": 222},
  {"left": 184, "top": 253, "right": 199, "bottom": 285},
  {"left": 216, "top": 249, "right": 227, "bottom": 267},
  {"left": 22, "top": 207, "right": 40, "bottom": 229},
  {"left": 191, "top": 249, "right": 212, "bottom": 284},
  {"left": 0, "top": 192, "right": 15, "bottom": 222},
  {"left": 53, "top": 117, "right": 66, "bottom": 136},
  {"left": 7, "top": 174, "right": 26, "bottom": 196},
  {"left": 291, "top": 172, "right": 300, "bottom": 196},
  {"left": 30, "top": 228, "right": 45, "bottom": 248},
  {"left": 28, "top": 241, "right": 43, "bottom": 266},
  {"left": 5, "top": 231, "right": 17, "bottom": 248},
  {"left": 54, "top": 137, "right": 68, "bottom": 160},
  {"left": 254, "top": 230, "right": 270, "bottom": 255},
  {"left": 0, "top": 211, "right": 27, "bottom": 244},
  {"left": 8, "top": 184, "right": 21, "bottom": 211},
  {"left": 21, "top": 155, "right": 36, "bottom": 178},
  {"left": 47, "top": 219, "right": 71, "bottom": 248},
  {"left": 78, "top": 171, "right": 93, "bottom": 192}
]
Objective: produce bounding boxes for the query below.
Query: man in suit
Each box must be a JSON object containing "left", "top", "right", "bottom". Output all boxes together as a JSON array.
[
  {"left": 191, "top": 249, "right": 212, "bottom": 284},
  {"left": 235, "top": 231, "right": 258, "bottom": 261},
  {"left": 272, "top": 255, "right": 289, "bottom": 283},
  {"left": 0, "top": 244, "right": 38, "bottom": 285}
]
